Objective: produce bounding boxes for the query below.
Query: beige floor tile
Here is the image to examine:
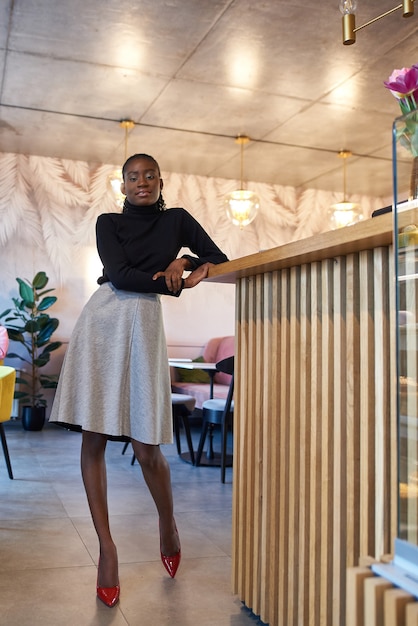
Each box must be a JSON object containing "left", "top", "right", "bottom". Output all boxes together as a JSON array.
[{"left": 0, "top": 421, "right": 263, "bottom": 625}]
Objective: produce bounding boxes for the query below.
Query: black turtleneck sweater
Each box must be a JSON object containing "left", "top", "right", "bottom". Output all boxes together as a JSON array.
[{"left": 96, "top": 201, "right": 228, "bottom": 297}]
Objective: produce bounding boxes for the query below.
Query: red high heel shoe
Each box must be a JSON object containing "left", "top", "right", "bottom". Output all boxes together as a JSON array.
[
  {"left": 96, "top": 583, "right": 120, "bottom": 608},
  {"left": 160, "top": 521, "right": 181, "bottom": 578},
  {"left": 96, "top": 558, "right": 120, "bottom": 607},
  {"left": 160, "top": 547, "right": 181, "bottom": 578}
]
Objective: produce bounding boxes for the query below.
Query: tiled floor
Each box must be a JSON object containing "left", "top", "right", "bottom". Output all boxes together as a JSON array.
[{"left": 0, "top": 419, "right": 264, "bottom": 626}]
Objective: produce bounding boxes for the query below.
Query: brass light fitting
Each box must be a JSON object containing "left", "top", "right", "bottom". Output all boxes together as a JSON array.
[
  {"left": 109, "top": 119, "right": 135, "bottom": 207},
  {"left": 328, "top": 150, "right": 363, "bottom": 229},
  {"left": 224, "top": 135, "right": 260, "bottom": 229},
  {"left": 341, "top": 0, "right": 414, "bottom": 45}
]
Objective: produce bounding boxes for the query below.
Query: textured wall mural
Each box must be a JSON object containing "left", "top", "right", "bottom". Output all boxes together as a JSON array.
[
  {"left": 0, "top": 151, "right": 388, "bottom": 412},
  {"left": 0, "top": 151, "right": 386, "bottom": 292}
]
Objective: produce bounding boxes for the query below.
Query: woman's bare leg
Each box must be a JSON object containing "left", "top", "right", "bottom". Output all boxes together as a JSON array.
[
  {"left": 131, "top": 441, "right": 180, "bottom": 556},
  {"left": 81, "top": 430, "right": 118, "bottom": 587}
]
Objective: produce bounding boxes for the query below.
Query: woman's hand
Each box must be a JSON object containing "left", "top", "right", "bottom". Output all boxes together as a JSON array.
[
  {"left": 152, "top": 258, "right": 190, "bottom": 292},
  {"left": 153, "top": 259, "right": 214, "bottom": 292},
  {"left": 183, "top": 263, "right": 214, "bottom": 289}
]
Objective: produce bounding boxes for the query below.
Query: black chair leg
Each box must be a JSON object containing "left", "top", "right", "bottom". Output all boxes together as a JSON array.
[
  {"left": 173, "top": 410, "right": 182, "bottom": 455},
  {"left": 121, "top": 441, "right": 136, "bottom": 465},
  {"left": 195, "top": 422, "right": 210, "bottom": 466},
  {"left": 172, "top": 405, "right": 195, "bottom": 464},
  {"left": 0, "top": 423, "right": 13, "bottom": 479},
  {"left": 221, "top": 419, "right": 230, "bottom": 483},
  {"left": 180, "top": 412, "right": 195, "bottom": 465}
]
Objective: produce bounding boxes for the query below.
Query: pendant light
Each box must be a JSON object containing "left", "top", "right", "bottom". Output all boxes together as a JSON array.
[
  {"left": 224, "top": 135, "right": 259, "bottom": 229},
  {"left": 109, "top": 119, "right": 135, "bottom": 208},
  {"left": 328, "top": 150, "right": 363, "bottom": 229},
  {"left": 341, "top": 0, "right": 414, "bottom": 46}
]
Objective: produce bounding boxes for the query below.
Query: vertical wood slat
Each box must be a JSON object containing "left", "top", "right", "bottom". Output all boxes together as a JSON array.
[
  {"left": 278, "top": 268, "right": 290, "bottom": 624},
  {"left": 346, "top": 567, "right": 376, "bottom": 626},
  {"left": 384, "top": 588, "right": 418, "bottom": 626},
  {"left": 346, "top": 567, "right": 417, "bottom": 626},
  {"left": 232, "top": 247, "right": 396, "bottom": 626},
  {"left": 406, "top": 602, "right": 418, "bottom": 625},
  {"left": 359, "top": 250, "right": 376, "bottom": 557},
  {"left": 259, "top": 271, "right": 276, "bottom": 622},
  {"left": 309, "top": 262, "right": 321, "bottom": 625},
  {"left": 298, "top": 264, "right": 311, "bottom": 626},
  {"left": 364, "top": 576, "right": 393, "bottom": 624}
]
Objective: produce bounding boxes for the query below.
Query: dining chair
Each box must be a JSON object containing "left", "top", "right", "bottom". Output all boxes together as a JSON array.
[
  {"left": 0, "top": 365, "right": 16, "bottom": 479},
  {"left": 195, "top": 356, "right": 234, "bottom": 483}
]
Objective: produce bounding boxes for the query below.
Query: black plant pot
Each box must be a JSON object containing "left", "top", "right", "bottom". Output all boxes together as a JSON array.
[{"left": 22, "top": 406, "right": 46, "bottom": 431}]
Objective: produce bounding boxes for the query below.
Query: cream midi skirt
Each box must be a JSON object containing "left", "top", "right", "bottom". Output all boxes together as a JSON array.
[{"left": 49, "top": 282, "right": 173, "bottom": 444}]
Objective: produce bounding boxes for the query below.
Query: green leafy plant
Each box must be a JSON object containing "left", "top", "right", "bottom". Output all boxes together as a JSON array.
[{"left": 0, "top": 271, "right": 62, "bottom": 407}]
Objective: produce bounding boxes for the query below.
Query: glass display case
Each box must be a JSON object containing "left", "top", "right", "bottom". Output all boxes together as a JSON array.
[
  {"left": 394, "top": 110, "right": 418, "bottom": 544},
  {"left": 373, "top": 110, "right": 418, "bottom": 595}
]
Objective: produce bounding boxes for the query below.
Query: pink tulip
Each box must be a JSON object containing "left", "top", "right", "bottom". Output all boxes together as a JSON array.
[{"left": 384, "top": 65, "right": 418, "bottom": 99}]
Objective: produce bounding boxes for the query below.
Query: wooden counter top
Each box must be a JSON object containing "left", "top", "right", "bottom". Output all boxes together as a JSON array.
[{"left": 207, "top": 211, "right": 395, "bottom": 284}]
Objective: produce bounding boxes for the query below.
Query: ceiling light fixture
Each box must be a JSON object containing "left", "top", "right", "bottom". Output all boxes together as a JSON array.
[
  {"left": 340, "top": 0, "right": 414, "bottom": 45},
  {"left": 224, "top": 135, "right": 259, "bottom": 229},
  {"left": 328, "top": 150, "right": 363, "bottom": 229},
  {"left": 109, "top": 119, "right": 135, "bottom": 207}
]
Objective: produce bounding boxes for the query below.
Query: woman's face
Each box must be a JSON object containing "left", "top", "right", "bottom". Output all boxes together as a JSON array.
[{"left": 121, "top": 157, "right": 163, "bottom": 206}]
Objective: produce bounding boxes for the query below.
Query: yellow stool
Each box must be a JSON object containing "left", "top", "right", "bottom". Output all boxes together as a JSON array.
[{"left": 0, "top": 366, "right": 16, "bottom": 479}]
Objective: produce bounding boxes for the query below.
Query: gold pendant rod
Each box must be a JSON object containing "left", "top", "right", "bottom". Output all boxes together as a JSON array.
[
  {"left": 120, "top": 119, "right": 135, "bottom": 161},
  {"left": 343, "top": 0, "right": 414, "bottom": 44},
  {"left": 235, "top": 135, "right": 250, "bottom": 190},
  {"left": 354, "top": 3, "right": 408, "bottom": 32}
]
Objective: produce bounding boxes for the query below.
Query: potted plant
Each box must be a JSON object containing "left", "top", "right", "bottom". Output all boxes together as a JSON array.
[{"left": 0, "top": 271, "right": 62, "bottom": 430}]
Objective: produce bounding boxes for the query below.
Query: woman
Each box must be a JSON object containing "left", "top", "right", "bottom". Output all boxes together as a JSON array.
[{"left": 50, "top": 153, "right": 228, "bottom": 607}]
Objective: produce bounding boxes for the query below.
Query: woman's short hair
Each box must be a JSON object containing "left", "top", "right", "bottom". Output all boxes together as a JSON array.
[{"left": 122, "top": 154, "right": 161, "bottom": 179}]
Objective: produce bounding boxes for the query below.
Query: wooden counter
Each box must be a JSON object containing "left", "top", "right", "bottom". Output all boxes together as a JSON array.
[
  {"left": 206, "top": 212, "right": 400, "bottom": 626},
  {"left": 207, "top": 210, "right": 394, "bottom": 283}
]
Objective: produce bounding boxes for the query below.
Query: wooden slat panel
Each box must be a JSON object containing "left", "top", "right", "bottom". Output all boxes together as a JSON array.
[
  {"left": 406, "top": 602, "right": 418, "bottom": 625},
  {"left": 251, "top": 273, "right": 263, "bottom": 615},
  {"left": 384, "top": 588, "right": 416, "bottom": 626},
  {"left": 359, "top": 250, "right": 376, "bottom": 557},
  {"left": 232, "top": 275, "right": 249, "bottom": 601},
  {"left": 345, "top": 254, "right": 361, "bottom": 570},
  {"left": 364, "top": 576, "right": 393, "bottom": 625},
  {"left": 259, "top": 272, "right": 277, "bottom": 622},
  {"left": 333, "top": 255, "right": 345, "bottom": 626},
  {"left": 277, "top": 268, "right": 290, "bottom": 624},
  {"left": 298, "top": 264, "right": 311, "bottom": 626},
  {"left": 244, "top": 275, "right": 256, "bottom": 609},
  {"left": 309, "top": 262, "right": 321, "bottom": 625},
  {"left": 346, "top": 568, "right": 418, "bottom": 626},
  {"left": 346, "top": 566, "right": 376, "bottom": 626},
  {"left": 232, "top": 246, "right": 396, "bottom": 626},
  {"left": 320, "top": 260, "right": 334, "bottom": 625}
]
